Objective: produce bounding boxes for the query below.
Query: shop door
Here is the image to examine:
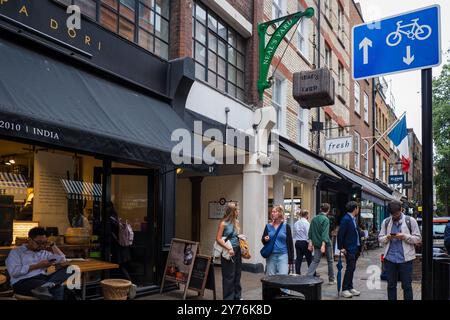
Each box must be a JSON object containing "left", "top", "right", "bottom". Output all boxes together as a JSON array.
[{"left": 95, "top": 168, "right": 156, "bottom": 286}]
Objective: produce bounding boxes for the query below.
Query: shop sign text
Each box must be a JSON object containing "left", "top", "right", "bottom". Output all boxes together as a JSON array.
[
  {"left": 0, "top": 119, "right": 60, "bottom": 141},
  {"left": 325, "top": 136, "right": 353, "bottom": 155}
]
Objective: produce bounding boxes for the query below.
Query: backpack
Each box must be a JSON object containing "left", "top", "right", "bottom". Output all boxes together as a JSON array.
[{"left": 118, "top": 218, "right": 134, "bottom": 247}]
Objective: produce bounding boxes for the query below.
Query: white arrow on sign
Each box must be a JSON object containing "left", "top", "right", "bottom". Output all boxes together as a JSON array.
[
  {"left": 403, "top": 46, "right": 415, "bottom": 65},
  {"left": 359, "top": 37, "right": 373, "bottom": 65}
]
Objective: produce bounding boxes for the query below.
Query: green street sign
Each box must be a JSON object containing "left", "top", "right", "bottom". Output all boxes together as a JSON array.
[{"left": 257, "top": 8, "right": 315, "bottom": 100}]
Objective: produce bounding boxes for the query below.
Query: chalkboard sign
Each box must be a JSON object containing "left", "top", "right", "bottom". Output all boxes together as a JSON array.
[{"left": 188, "top": 254, "right": 216, "bottom": 299}]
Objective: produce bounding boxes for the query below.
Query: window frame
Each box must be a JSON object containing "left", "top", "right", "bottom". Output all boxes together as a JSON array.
[
  {"left": 363, "top": 92, "right": 369, "bottom": 123},
  {"left": 354, "top": 131, "right": 361, "bottom": 171},
  {"left": 272, "top": 75, "right": 286, "bottom": 135},
  {"left": 54, "top": 0, "right": 170, "bottom": 59},
  {"left": 192, "top": 1, "right": 246, "bottom": 101},
  {"left": 354, "top": 82, "right": 361, "bottom": 115},
  {"left": 363, "top": 139, "right": 369, "bottom": 176}
]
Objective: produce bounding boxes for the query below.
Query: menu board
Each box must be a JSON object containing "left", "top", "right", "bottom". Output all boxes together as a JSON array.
[
  {"left": 160, "top": 238, "right": 199, "bottom": 300},
  {"left": 188, "top": 254, "right": 215, "bottom": 298}
]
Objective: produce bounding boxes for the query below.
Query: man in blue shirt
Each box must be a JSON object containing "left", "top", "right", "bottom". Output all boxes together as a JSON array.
[
  {"left": 337, "top": 201, "right": 361, "bottom": 298},
  {"left": 378, "top": 201, "right": 421, "bottom": 300},
  {"left": 6, "top": 227, "right": 71, "bottom": 300}
]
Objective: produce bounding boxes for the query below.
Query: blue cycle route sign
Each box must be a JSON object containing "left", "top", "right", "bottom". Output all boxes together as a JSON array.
[{"left": 352, "top": 5, "right": 441, "bottom": 80}]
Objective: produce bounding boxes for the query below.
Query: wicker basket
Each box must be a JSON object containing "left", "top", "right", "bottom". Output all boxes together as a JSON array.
[{"left": 101, "top": 279, "right": 132, "bottom": 300}]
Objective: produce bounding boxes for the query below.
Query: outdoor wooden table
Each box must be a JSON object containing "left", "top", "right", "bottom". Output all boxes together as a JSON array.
[
  {"left": 63, "top": 259, "right": 119, "bottom": 300},
  {"left": 0, "top": 274, "right": 6, "bottom": 285}
]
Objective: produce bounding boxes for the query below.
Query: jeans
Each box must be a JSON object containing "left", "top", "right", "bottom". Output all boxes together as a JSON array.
[
  {"left": 266, "top": 253, "right": 289, "bottom": 276},
  {"left": 342, "top": 252, "right": 358, "bottom": 291},
  {"left": 307, "top": 246, "right": 335, "bottom": 281},
  {"left": 295, "top": 240, "right": 312, "bottom": 275},
  {"left": 221, "top": 246, "right": 242, "bottom": 300},
  {"left": 13, "top": 266, "right": 72, "bottom": 300},
  {"left": 384, "top": 259, "right": 413, "bottom": 300}
]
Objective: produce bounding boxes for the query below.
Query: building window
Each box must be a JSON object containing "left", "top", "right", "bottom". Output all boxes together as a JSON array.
[
  {"left": 296, "top": 4, "right": 310, "bottom": 59},
  {"left": 272, "top": 75, "right": 286, "bottom": 134},
  {"left": 338, "top": 63, "right": 345, "bottom": 98},
  {"left": 325, "top": 115, "right": 332, "bottom": 138},
  {"left": 325, "top": 44, "right": 332, "bottom": 70},
  {"left": 354, "top": 132, "right": 360, "bottom": 171},
  {"left": 375, "top": 152, "right": 380, "bottom": 180},
  {"left": 364, "top": 93, "right": 369, "bottom": 123},
  {"left": 193, "top": 2, "right": 245, "bottom": 101},
  {"left": 382, "top": 158, "right": 387, "bottom": 183},
  {"left": 338, "top": 4, "right": 345, "bottom": 42},
  {"left": 55, "top": 0, "right": 170, "bottom": 59},
  {"left": 354, "top": 82, "right": 360, "bottom": 115},
  {"left": 272, "top": 0, "right": 285, "bottom": 20},
  {"left": 297, "top": 106, "right": 305, "bottom": 145},
  {"left": 363, "top": 140, "right": 369, "bottom": 176}
]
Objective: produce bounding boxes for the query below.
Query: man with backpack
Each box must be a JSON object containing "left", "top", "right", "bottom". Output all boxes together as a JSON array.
[{"left": 378, "top": 201, "right": 422, "bottom": 300}]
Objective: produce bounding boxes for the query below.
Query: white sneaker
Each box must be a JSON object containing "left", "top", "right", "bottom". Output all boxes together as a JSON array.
[
  {"left": 328, "top": 280, "right": 336, "bottom": 285},
  {"left": 350, "top": 289, "right": 361, "bottom": 296},
  {"left": 341, "top": 290, "right": 353, "bottom": 298}
]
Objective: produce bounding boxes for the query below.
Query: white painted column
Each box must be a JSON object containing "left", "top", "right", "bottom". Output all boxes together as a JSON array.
[{"left": 242, "top": 156, "right": 267, "bottom": 267}]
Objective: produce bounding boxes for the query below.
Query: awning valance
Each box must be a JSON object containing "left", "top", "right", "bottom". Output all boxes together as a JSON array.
[
  {"left": 0, "top": 172, "right": 28, "bottom": 189},
  {"left": 325, "top": 161, "right": 395, "bottom": 202},
  {"left": 280, "top": 141, "right": 340, "bottom": 179},
  {"left": 0, "top": 38, "right": 191, "bottom": 166},
  {"left": 60, "top": 179, "right": 102, "bottom": 201}
]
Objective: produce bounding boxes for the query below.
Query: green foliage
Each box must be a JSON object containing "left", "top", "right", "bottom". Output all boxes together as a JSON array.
[{"left": 433, "top": 55, "right": 450, "bottom": 215}]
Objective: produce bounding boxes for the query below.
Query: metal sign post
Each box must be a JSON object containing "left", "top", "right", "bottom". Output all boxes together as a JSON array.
[{"left": 421, "top": 68, "right": 433, "bottom": 300}]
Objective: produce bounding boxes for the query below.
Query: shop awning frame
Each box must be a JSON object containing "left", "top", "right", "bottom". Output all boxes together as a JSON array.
[
  {"left": 325, "top": 161, "right": 396, "bottom": 203},
  {"left": 279, "top": 141, "right": 340, "bottom": 179}
]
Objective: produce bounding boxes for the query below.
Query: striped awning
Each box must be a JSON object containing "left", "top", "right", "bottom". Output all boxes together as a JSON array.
[
  {"left": 60, "top": 179, "right": 102, "bottom": 201},
  {"left": 0, "top": 172, "right": 29, "bottom": 189}
]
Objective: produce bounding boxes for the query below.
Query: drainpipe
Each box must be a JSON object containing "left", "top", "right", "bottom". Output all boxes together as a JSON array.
[
  {"left": 316, "top": 0, "right": 321, "bottom": 155},
  {"left": 372, "top": 79, "right": 377, "bottom": 182}
]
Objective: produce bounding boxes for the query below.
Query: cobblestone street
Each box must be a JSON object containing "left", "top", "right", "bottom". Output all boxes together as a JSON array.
[{"left": 143, "top": 247, "right": 422, "bottom": 301}]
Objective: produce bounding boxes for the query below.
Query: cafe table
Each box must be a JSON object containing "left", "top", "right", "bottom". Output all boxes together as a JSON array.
[{"left": 60, "top": 259, "right": 119, "bottom": 300}]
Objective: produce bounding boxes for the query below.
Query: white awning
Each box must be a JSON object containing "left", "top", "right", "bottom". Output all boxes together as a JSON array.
[
  {"left": 60, "top": 179, "right": 102, "bottom": 201},
  {"left": 0, "top": 172, "right": 29, "bottom": 189}
]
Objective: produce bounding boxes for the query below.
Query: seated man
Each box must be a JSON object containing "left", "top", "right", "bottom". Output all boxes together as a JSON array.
[{"left": 6, "top": 227, "right": 71, "bottom": 300}]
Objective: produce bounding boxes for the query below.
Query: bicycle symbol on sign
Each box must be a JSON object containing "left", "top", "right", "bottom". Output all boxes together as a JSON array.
[{"left": 386, "top": 18, "right": 432, "bottom": 47}]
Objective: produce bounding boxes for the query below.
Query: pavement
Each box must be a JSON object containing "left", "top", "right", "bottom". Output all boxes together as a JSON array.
[{"left": 140, "top": 247, "right": 422, "bottom": 301}]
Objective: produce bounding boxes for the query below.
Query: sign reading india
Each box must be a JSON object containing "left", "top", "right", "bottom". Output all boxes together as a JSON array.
[{"left": 325, "top": 136, "right": 353, "bottom": 155}]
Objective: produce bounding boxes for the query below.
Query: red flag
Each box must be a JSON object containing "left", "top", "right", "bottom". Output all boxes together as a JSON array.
[{"left": 401, "top": 156, "right": 410, "bottom": 173}]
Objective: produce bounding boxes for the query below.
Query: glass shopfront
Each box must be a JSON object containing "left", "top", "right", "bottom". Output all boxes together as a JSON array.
[{"left": 0, "top": 138, "right": 160, "bottom": 287}]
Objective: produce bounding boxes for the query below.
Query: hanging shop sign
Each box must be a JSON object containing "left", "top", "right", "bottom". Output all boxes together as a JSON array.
[
  {"left": 389, "top": 174, "right": 405, "bottom": 184},
  {"left": 325, "top": 136, "right": 353, "bottom": 155},
  {"left": 293, "top": 68, "right": 336, "bottom": 108},
  {"left": 0, "top": 0, "right": 167, "bottom": 95}
]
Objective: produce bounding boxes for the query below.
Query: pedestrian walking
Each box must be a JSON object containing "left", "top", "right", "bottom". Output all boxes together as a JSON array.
[
  {"left": 215, "top": 203, "right": 242, "bottom": 300},
  {"left": 327, "top": 209, "right": 338, "bottom": 265},
  {"left": 307, "top": 203, "right": 335, "bottom": 284},
  {"left": 378, "top": 201, "right": 422, "bottom": 300},
  {"left": 293, "top": 210, "right": 312, "bottom": 274},
  {"left": 337, "top": 201, "right": 361, "bottom": 298},
  {"left": 261, "top": 206, "right": 294, "bottom": 276}
]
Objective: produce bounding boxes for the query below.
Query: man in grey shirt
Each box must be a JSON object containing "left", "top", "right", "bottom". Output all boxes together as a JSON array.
[{"left": 6, "top": 227, "right": 70, "bottom": 300}]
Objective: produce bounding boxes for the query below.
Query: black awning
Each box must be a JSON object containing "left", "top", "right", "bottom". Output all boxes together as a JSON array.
[{"left": 0, "top": 38, "right": 189, "bottom": 166}]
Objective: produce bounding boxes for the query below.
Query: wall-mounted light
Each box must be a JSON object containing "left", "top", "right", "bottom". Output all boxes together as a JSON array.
[
  {"left": 5, "top": 162, "right": 11, "bottom": 166},
  {"left": 9, "top": 159, "right": 15, "bottom": 164}
]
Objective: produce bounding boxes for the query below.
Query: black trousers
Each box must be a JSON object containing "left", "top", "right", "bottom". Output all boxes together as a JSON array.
[
  {"left": 13, "top": 266, "right": 72, "bottom": 300},
  {"left": 221, "top": 246, "right": 242, "bottom": 300},
  {"left": 342, "top": 252, "right": 358, "bottom": 291},
  {"left": 295, "top": 240, "right": 312, "bottom": 274}
]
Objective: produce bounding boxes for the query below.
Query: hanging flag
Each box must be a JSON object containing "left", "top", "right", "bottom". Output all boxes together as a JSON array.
[{"left": 388, "top": 115, "right": 410, "bottom": 173}]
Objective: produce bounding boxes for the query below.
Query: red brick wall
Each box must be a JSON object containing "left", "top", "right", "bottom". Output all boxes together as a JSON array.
[{"left": 170, "top": 0, "right": 194, "bottom": 59}]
